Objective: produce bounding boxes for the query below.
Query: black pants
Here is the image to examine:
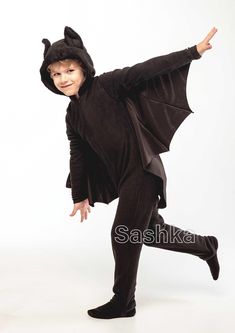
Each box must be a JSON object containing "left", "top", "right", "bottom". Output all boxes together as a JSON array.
[{"left": 111, "top": 141, "right": 214, "bottom": 308}]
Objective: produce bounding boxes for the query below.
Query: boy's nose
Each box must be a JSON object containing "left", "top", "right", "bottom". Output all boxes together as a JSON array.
[{"left": 60, "top": 73, "right": 69, "bottom": 84}]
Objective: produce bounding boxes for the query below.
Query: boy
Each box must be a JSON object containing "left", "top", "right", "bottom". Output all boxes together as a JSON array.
[{"left": 40, "top": 26, "right": 219, "bottom": 319}]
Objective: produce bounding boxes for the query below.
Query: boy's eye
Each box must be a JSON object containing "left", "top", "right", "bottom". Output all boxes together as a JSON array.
[{"left": 51, "top": 69, "right": 74, "bottom": 78}]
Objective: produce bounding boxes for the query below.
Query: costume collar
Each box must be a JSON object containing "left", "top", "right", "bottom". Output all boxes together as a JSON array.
[{"left": 69, "top": 76, "right": 94, "bottom": 102}]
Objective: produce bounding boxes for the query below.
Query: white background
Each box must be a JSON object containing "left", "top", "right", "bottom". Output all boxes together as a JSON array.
[{"left": 0, "top": 0, "right": 234, "bottom": 332}]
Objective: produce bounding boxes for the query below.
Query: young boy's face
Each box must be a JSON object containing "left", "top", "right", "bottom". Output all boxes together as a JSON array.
[{"left": 48, "top": 59, "right": 86, "bottom": 97}]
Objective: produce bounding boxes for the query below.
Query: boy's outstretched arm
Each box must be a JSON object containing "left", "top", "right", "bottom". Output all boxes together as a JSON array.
[
  {"left": 99, "top": 45, "right": 201, "bottom": 99},
  {"left": 99, "top": 27, "right": 217, "bottom": 99}
]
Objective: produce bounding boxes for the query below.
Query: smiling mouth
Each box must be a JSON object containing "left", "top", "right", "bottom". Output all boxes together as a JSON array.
[{"left": 61, "top": 84, "right": 73, "bottom": 88}]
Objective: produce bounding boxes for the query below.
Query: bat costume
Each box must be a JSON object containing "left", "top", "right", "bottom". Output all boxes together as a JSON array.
[{"left": 40, "top": 26, "right": 220, "bottom": 319}]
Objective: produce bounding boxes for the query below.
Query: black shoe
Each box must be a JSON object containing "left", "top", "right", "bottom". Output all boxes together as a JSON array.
[
  {"left": 205, "top": 236, "right": 220, "bottom": 280},
  {"left": 87, "top": 296, "right": 136, "bottom": 319}
]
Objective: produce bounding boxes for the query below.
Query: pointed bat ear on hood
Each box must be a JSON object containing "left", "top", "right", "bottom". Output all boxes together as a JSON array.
[
  {"left": 42, "top": 38, "right": 51, "bottom": 58},
  {"left": 64, "top": 26, "right": 84, "bottom": 48},
  {"left": 40, "top": 26, "right": 95, "bottom": 95}
]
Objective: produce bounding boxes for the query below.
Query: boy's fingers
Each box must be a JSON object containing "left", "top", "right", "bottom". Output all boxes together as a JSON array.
[
  {"left": 70, "top": 209, "right": 76, "bottom": 216},
  {"left": 70, "top": 205, "right": 79, "bottom": 216},
  {"left": 204, "top": 27, "right": 217, "bottom": 43},
  {"left": 80, "top": 208, "right": 89, "bottom": 222},
  {"left": 80, "top": 210, "right": 85, "bottom": 222},
  {"left": 69, "top": 198, "right": 91, "bottom": 221}
]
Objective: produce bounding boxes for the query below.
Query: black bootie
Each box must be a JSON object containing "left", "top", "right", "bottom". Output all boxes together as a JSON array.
[
  {"left": 205, "top": 236, "right": 220, "bottom": 280},
  {"left": 87, "top": 295, "right": 136, "bottom": 319}
]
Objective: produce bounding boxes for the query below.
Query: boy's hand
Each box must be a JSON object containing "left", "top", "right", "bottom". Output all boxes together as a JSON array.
[
  {"left": 69, "top": 198, "right": 91, "bottom": 222},
  {"left": 196, "top": 27, "right": 218, "bottom": 56}
]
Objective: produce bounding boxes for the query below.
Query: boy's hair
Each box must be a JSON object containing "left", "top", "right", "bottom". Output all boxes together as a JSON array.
[{"left": 47, "top": 58, "right": 87, "bottom": 77}]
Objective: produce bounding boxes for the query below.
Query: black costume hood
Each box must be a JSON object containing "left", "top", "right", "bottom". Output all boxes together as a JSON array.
[{"left": 40, "top": 26, "right": 95, "bottom": 95}]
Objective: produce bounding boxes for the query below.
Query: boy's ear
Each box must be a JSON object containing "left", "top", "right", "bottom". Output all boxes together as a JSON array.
[
  {"left": 42, "top": 38, "right": 51, "bottom": 58},
  {"left": 64, "top": 26, "right": 84, "bottom": 48}
]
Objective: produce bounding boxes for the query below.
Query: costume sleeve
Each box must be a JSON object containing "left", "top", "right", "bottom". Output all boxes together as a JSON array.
[
  {"left": 65, "top": 111, "right": 88, "bottom": 203},
  {"left": 99, "top": 45, "right": 201, "bottom": 98}
]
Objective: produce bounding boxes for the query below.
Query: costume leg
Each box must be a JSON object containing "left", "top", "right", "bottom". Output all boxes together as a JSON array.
[
  {"left": 144, "top": 200, "right": 219, "bottom": 279},
  {"left": 87, "top": 167, "right": 159, "bottom": 319},
  {"left": 111, "top": 168, "right": 159, "bottom": 306}
]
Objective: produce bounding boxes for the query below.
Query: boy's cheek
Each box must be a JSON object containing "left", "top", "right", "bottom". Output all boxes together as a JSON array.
[{"left": 53, "top": 79, "right": 59, "bottom": 87}]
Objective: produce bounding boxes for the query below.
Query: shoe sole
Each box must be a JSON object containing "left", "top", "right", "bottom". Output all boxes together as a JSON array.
[{"left": 87, "top": 307, "right": 136, "bottom": 319}]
